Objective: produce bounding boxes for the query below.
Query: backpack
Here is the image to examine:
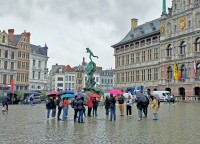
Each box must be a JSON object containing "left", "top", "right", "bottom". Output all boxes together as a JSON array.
[{"left": 59, "top": 101, "right": 64, "bottom": 107}]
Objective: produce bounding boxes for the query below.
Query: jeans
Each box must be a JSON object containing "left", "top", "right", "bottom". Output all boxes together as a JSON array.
[
  {"left": 93, "top": 107, "right": 97, "bottom": 117},
  {"left": 78, "top": 110, "right": 84, "bottom": 123},
  {"left": 52, "top": 109, "right": 56, "bottom": 118},
  {"left": 47, "top": 109, "right": 51, "bottom": 119},
  {"left": 138, "top": 109, "right": 142, "bottom": 119},
  {"left": 126, "top": 105, "right": 132, "bottom": 116},
  {"left": 57, "top": 107, "right": 62, "bottom": 120},
  {"left": 62, "top": 107, "right": 68, "bottom": 121},
  {"left": 110, "top": 106, "right": 116, "bottom": 121},
  {"left": 29, "top": 100, "right": 33, "bottom": 106},
  {"left": 88, "top": 107, "right": 92, "bottom": 116},
  {"left": 143, "top": 106, "right": 148, "bottom": 117},
  {"left": 74, "top": 109, "right": 78, "bottom": 122}
]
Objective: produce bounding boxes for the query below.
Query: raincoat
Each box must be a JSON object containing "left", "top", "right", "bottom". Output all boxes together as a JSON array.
[{"left": 151, "top": 99, "right": 159, "bottom": 113}]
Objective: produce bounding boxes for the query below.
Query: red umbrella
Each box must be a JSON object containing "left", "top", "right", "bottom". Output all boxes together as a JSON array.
[
  {"left": 90, "top": 93, "right": 101, "bottom": 98},
  {"left": 48, "top": 91, "right": 58, "bottom": 97},
  {"left": 108, "top": 89, "right": 123, "bottom": 95}
]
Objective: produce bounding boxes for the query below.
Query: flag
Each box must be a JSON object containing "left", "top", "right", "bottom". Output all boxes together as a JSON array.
[
  {"left": 182, "top": 64, "right": 187, "bottom": 81},
  {"left": 10, "top": 79, "right": 14, "bottom": 93},
  {"left": 194, "top": 61, "right": 197, "bottom": 77},
  {"left": 164, "top": 65, "right": 168, "bottom": 79},
  {"left": 174, "top": 63, "right": 178, "bottom": 80}
]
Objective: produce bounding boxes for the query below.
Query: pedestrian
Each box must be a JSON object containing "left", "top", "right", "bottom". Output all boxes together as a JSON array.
[
  {"left": 167, "top": 94, "right": 171, "bottom": 105},
  {"left": 29, "top": 95, "right": 34, "bottom": 106},
  {"left": 62, "top": 98, "right": 69, "bottom": 121},
  {"left": 150, "top": 95, "right": 159, "bottom": 120},
  {"left": 143, "top": 95, "right": 150, "bottom": 118},
  {"left": 109, "top": 94, "right": 116, "bottom": 121},
  {"left": 87, "top": 97, "right": 93, "bottom": 117},
  {"left": 171, "top": 94, "right": 175, "bottom": 104},
  {"left": 104, "top": 96, "right": 110, "bottom": 116},
  {"left": 71, "top": 96, "right": 79, "bottom": 122},
  {"left": 55, "top": 96, "right": 62, "bottom": 121},
  {"left": 78, "top": 97, "right": 85, "bottom": 123},
  {"left": 118, "top": 94, "right": 125, "bottom": 116},
  {"left": 1, "top": 92, "right": 9, "bottom": 114},
  {"left": 52, "top": 97, "right": 57, "bottom": 118},
  {"left": 92, "top": 97, "right": 99, "bottom": 117},
  {"left": 136, "top": 91, "right": 146, "bottom": 121},
  {"left": 126, "top": 95, "right": 132, "bottom": 116},
  {"left": 46, "top": 97, "right": 55, "bottom": 120}
]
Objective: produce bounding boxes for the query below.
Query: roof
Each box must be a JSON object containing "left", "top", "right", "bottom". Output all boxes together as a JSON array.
[
  {"left": 13, "top": 35, "right": 21, "bottom": 45},
  {"left": 112, "top": 18, "right": 160, "bottom": 47},
  {"left": 96, "top": 67, "right": 103, "bottom": 71},
  {"left": 63, "top": 65, "right": 74, "bottom": 72},
  {"left": 30, "top": 44, "right": 48, "bottom": 56}
]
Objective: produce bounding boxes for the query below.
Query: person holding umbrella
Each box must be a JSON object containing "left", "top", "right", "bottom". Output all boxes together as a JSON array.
[
  {"left": 71, "top": 96, "right": 79, "bottom": 122},
  {"left": 62, "top": 98, "right": 69, "bottom": 121},
  {"left": 87, "top": 97, "right": 93, "bottom": 117},
  {"left": 46, "top": 97, "right": 55, "bottom": 120},
  {"left": 55, "top": 96, "right": 62, "bottom": 121},
  {"left": 150, "top": 95, "right": 159, "bottom": 120},
  {"left": 109, "top": 94, "right": 116, "bottom": 121},
  {"left": 92, "top": 97, "right": 99, "bottom": 117},
  {"left": 78, "top": 97, "right": 85, "bottom": 123},
  {"left": 104, "top": 96, "right": 110, "bottom": 116}
]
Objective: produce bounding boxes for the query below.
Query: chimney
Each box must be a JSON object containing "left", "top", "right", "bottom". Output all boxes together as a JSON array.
[
  {"left": 131, "top": 18, "right": 138, "bottom": 30},
  {"left": 83, "top": 57, "right": 85, "bottom": 63},
  {"left": 8, "top": 29, "right": 14, "bottom": 42},
  {"left": 26, "top": 32, "right": 31, "bottom": 43}
]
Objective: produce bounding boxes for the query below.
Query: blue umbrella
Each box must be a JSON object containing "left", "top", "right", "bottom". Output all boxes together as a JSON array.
[
  {"left": 66, "top": 89, "right": 74, "bottom": 94},
  {"left": 61, "top": 94, "right": 74, "bottom": 99}
]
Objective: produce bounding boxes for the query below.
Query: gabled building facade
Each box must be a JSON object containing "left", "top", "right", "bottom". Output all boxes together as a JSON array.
[
  {"left": 29, "top": 44, "right": 48, "bottom": 90},
  {"left": 0, "top": 30, "right": 17, "bottom": 90}
]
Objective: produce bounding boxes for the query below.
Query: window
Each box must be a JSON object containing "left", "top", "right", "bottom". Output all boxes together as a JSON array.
[
  {"left": 148, "top": 50, "right": 152, "bottom": 61},
  {"left": 33, "top": 71, "right": 35, "bottom": 79},
  {"left": 22, "top": 62, "right": 25, "bottom": 69},
  {"left": 122, "top": 56, "right": 124, "bottom": 65},
  {"left": 188, "top": 20, "right": 191, "bottom": 28},
  {"left": 69, "top": 76, "right": 71, "bottom": 81},
  {"left": 131, "top": 54, "right": 134, "bottom": 64},
  {"left": 11, "top": 62, "right": 14, "bottom": 70},
  {"left": 117, "top": 73, "right": 120, "bottom": 83},
  {"left": 17, "top": 61, "right": 21, "bottom": 69},
  {"left": 38, "top": 72, "right": 40, "bottom": 80},
  {"left": 196, "top": 63, "right": 200, "bottom": 77},
  {"left": 57, "top": 83, "right": 63, "bottom": 87},
  {"left": 11, "top": 52, "right": 15, "bottom": 59},
  {"left": 136, "top": 52, "right": 140, "bottom": 62},
  {"left": 154, "top": 68, "right": 158, "bottom": 80},
  {"left": 25, "top": 74, "right": 29, "bottom": 82},
  {"left": 167, "top": 66, "right": 173, "bottom": 79},
  {"left": 5, "top": 50, "right": 8, "bottom": 58},
  {"left": 131, "top": 71, "right": 134, "bottom": 82},
  {"left": 195, "top": 38, "right": 200, "bottom": 51},
  {"left": 2, "top": 36, "right": 6, "bottom": 43},
  {"left": 57, "top": 77, "right": 63, "bottom": 81},
  {"left": 72, "top": 76, "right": 74, "bottom": 81},
  {"left": 21, "top": 73, "right": 25, "bottom": 82},
  {"left": 22, "top": 52, "right": 25, "bottom": 58},
  {"left": 126, "top": 55, "right": 129, "bottom": 65},
  {"left": 65, "top": 76, "right": 68, "bottom": 81},
  {"left": 26, "top": 53, "right": 29, "bottom": 59},
  {"left": 96, "top": 77, "right": 99, "bottom": 82},
  {"left": 136, "top": 71, "right": 140, "bottom": 81},
  {"left": 180, "top": 41, "right": 186, "bottom": 54},
  {"left": 166, "top": 45, "right": 172, "bottom": 56},
  {"left": 174, "top": 25, "right": 177, "bottom": 32},
  {"left": 33, "top": 60, "right": 35, "bottom": 66},
  {"left": 154, "top": 48, "right": 159, "bottom": 59},
  {"left": 147, "top": 69, "right": 152, "bottom": 81},
  {"left": 38, "top": 61, "right": 41, "bottom": 68},
  {"left": 18, "top": 51, "right": 22, "bottom": 58},
  {"left": 4, "top": 61, "right": 8, "bottom": 69},
  {"left": 117, "top": 57, "right": 120, "bottom": 66},
  {"left": 142, "top": 70, "right": 145, "bottom": 81},
  {"left": 0, "top": 60, "right": 1, "bottom": 68},
  {"left": 121, "top": 72, "right": 124, "bottom": 83},
  {"left": 126, "top": 72, "right": 129, "bottom": 82},
  {"left": 180, "top": 65, "right": 186, "bottom": 79},
  {"left": 10, "top": 75, "right": 13, "bottom": 81},
  {"left": 17, "top": 73, "right": 20, "bottom": 82},
  {"left": 102, "top": 79, "right": 104, "bottom": 84},
  {"left": 142, "top": 51, "right": 145, "bottom": 62},
  {"left": 26, "top": 62, "right": 29, "bottom": 70},
  {"left": 3, "top": 75, "right": 7, "bottom": 84}
]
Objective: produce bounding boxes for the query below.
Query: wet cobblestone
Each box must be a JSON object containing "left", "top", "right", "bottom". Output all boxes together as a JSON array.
[{"left": 0, "top": 103, "right": 200, "bottom": 144}]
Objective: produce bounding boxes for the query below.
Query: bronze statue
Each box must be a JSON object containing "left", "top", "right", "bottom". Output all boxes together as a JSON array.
[{"left": 86, "top": 48, "right": 98, "bottom": 61}]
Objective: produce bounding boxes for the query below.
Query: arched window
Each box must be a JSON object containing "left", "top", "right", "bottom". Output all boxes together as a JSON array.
[
  {"left": 195, "top": 38, "right": 200, "bottom": 51},
  {"left": 11, "top": 51, "right": 15, "bottom": 59},
  {"left": 166, "top": 44, "right": 172, "bottom": 56},
  {"left": 5, "top": 50, "right": 8, "bottom": 58},
  {"left": 180, "top": 41, "right": 186, "bottom": 54},
  {"left": 197, "top": 63, "right": 200, "bottom": 77},
  {"left": 167, "top": 66, "right": 173, "bottom": 79}
]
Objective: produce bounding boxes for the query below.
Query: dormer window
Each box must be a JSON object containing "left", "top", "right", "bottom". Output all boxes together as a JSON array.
[
  {"left": 59, "top": 69, "right": 62, "bottom": 73},
  {"left": 2, "top": 36, "right": 5, "bottom": 43}
]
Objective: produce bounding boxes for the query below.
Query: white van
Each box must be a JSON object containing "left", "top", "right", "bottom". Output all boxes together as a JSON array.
[{"left": 152, "top": 91, "right": 171, "bottom": 102}]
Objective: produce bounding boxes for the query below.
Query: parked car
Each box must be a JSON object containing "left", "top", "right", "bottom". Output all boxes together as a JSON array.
[{"left": 152, "top": 91, "right": 171, "bottom": 102}]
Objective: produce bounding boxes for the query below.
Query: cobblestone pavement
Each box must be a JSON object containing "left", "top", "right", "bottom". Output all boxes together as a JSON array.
[{"left": 0, "top": 103, "right": 200, "bottom": 144}]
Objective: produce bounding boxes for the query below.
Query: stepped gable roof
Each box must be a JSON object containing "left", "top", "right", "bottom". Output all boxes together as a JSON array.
[
  {"left": 30, "top": 44, "right": 48, "bottom": 56},
  {"left": 112, "top": 18, "right": 160, "bottom": 47}
]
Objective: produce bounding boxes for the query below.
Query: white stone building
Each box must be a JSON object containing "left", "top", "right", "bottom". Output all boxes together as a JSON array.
[{"left": 29, "top": 44, "right": 48, "bottom": 90}]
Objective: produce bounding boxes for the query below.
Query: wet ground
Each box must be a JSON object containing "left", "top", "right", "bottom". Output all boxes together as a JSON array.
[{"left": 0, "top": 103, "right": 200, "bottom": 144}]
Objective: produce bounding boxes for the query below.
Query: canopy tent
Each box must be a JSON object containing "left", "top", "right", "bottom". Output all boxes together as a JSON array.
[{"left": 128, "top": 85, "right": 143, "bottom": 95}]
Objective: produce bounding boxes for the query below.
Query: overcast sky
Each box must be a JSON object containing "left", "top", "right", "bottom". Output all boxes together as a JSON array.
[{"left": 0, "top": 0, "right": 171, "bottom": 69}]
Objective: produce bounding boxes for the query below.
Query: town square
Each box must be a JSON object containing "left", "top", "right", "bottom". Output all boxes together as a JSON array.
[{"left": 1, "top": 0, "right": 200, "bottom": 144}]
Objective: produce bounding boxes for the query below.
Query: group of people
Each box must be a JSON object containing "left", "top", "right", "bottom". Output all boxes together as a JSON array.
[{"left": 46, "top": 91, "right": 160, "bottom": 122}]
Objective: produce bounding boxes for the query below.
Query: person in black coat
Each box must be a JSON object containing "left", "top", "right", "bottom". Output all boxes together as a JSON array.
[
  {"left": 92, "top": 97, "right": 99, "bottom": 117},
  {"left": 46, "top": 97, "right": 56, "bottom": 119}
]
